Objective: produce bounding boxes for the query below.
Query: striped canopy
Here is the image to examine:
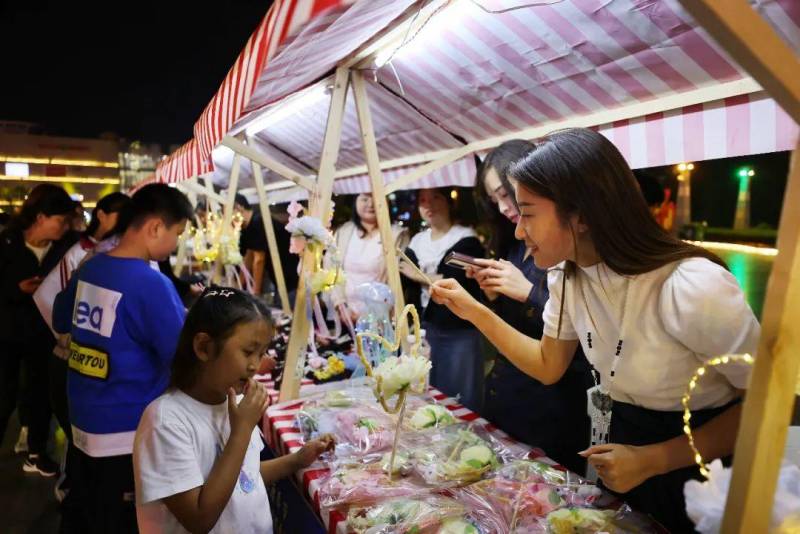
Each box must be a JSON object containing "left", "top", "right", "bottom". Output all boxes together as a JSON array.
[{"left": 156, "top": 0, "right": 799, "bottom": 194}]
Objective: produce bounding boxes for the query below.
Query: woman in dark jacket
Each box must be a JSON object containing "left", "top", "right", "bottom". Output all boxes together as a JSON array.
[
  {"left": 469, "top": 141, "right": 593, "bottom": 476},
  {"left": 401, "top": 188, "right": 485, "bottom": 411},
  {"left": 0, "top": 184, "right": 74, "bottom": 476}
]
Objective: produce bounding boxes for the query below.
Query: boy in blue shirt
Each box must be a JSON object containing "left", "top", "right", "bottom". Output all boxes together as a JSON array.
[{"left": 53, "top": 183, "right": 193, "bottom": 533}]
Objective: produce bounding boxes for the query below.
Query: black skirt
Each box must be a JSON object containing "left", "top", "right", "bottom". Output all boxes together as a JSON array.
[
  {"left": 608, "top": 399, "right": 741, "bottom": 533},
  {"left": 484, "top": 356, "right": 592, "bottom": 475}
]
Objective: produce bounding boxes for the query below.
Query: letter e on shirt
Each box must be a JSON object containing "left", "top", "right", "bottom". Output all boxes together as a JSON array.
[{"left": 73, "top": 281, "right": 122, "bottom": 338}]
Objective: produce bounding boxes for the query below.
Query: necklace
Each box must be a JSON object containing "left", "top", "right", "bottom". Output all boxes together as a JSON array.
[{"left": 580, "top": 270, "right": 634, "bottom": 480}]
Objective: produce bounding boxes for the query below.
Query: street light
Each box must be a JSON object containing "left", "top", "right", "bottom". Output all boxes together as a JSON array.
[
  {"left": 674, "top": 162, "right": 695, "bottom": 235},
  {"left": 733, "top": 167, "right": 755, "bottom": 230}
]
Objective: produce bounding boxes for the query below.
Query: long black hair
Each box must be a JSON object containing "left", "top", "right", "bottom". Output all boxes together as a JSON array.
[
  {"left": 9, "top": 184, "right": 74, "bottom": 231},
  {"left": 475, "top": 140, "right": 535, "bottom": 258},
  {"left": 509, "top": 128, "right": 724, "bottom": 275},
  {"left": 170, "top": 287, "right": 273, "bottom": 391},
  {"left": 85, "top": 192, "right": 130, "bottom": 240}
]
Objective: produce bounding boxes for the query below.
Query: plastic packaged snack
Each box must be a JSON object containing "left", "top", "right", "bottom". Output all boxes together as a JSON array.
[
  {"left": 344, "top": 495, "right": 502, "bottom": 534},
  {"left": 407, "top": 403, "right": 458, "bottom": 430},
  {"left": 318, "top": 459, "right": 429, "bottom": 508},
  {"left": 403, "top": 423, "right": 529, "bottom": 486},
  {"left": 492, "top": 460, "right": 603, "bottom": 507},
  {"left": 542, "top": 505, "right": 657, "bottom": 534}
]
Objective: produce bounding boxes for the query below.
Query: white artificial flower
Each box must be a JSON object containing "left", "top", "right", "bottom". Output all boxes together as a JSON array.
[
  {"left": 285, "top": 215, "right": 332, "bottom": 246},
  {"left": 373, "top": 354, "right": 431, "bottom": 399}
]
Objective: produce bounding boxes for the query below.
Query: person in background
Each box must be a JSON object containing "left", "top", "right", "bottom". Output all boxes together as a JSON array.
[
  {"left": 330, "top": 193, "right": 408, "bottom": 320},
  {"left": 134, "top": 288, "right": 332, "bottom": 534},
  {"left": 430, "top": 128, "right": 759, "bottom": 531},
  {"left": 470, "top": 140, "right": 592, "bottom": 475},
  {"left": 235, "top": 194, "right": 299, "bottom": 307},
  {"left": 0, "top": 184, "right": 74, "bottom": 477},
  {"left": 0, "top": 212, "right": 10, "bottom": 233},
  {"left": 32, "top": 191, "right": 130, "bottom": 500},
  {"left": 400, "top": 188, "right": 485, "bottom": 411},
  {"left": 52, "top": 183, "right": 193, "bottom": 533}
]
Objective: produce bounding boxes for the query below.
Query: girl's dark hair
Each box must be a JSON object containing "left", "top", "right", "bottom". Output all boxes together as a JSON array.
[
  {"left": 170, "top": 287, "right": 273, "bottom": 390},
  {"left": 475, "top": 140, "right": 535, "bottom": 258},
  {"left": 114, "top": 183, "right": 193, "bottom": 235},
  {"left": 10, "top": 184, "right": 74, "bottom": 231},
  {"left": 85, "top": 192, "right": 130, "bottom": 240},
  {"left": 509, "top": 128, "right": 725, "bottom": 275}
]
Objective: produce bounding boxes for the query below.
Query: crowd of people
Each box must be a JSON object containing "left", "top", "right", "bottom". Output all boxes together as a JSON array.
[{"left": 0, "top": 127, "right": 760, "bottom": 533}]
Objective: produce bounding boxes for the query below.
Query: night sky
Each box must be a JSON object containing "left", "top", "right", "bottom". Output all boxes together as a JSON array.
[{"left": 0, "top": 0, "right": 271, "bottom": 148}]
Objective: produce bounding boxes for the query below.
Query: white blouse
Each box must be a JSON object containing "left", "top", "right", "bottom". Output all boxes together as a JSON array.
[
  {"left": 408, "top": 224, "right": 476, "bottom": 309},
  {"left": 542, "top": 257, "right": 760, "bottom": 411}
]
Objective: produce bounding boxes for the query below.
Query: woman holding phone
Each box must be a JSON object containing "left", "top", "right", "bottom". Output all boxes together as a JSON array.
[{"left": 469, "top": 140, "right": 592, "bottom": 475}]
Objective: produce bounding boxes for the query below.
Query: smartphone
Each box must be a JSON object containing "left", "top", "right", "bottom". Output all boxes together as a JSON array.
[{"left": 444, "top": 251, "right": 483, "bottom": 270}]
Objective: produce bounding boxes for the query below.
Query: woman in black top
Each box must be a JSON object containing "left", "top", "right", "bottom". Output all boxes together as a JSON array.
[
  {"left": 0, "top": 184, "right": 74, "bottom": 476},
  {"left": 471, "top": 141, "right": 593, "bottom": 475},
  {"left": 400, "top": 188, "right": 485, "bottom": 411}
]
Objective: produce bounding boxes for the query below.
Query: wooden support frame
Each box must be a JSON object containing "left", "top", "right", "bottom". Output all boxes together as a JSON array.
[
  {"left": 279, "top": 66, "right": 350, "bottom": 402},
  {"left": 721, "top": 143, "right": 800, "bottom": 532},
  {"left": 212, "top": 152, "right": 242, "bottom": 283},
  {"left": 248, "top": 138, "right": 292, "bottom": 316},
  {"left": 180, "top": 178, "right": 226, "bottom": 204},
  {"left": 352, "top": 69, "right": 406, "bottom": 320},
  {"left": 668, "top": 1, "right": 800, "bottom": 531},
  {"left": 221, "top": 135, "right": 317, "bottom": 191},
  {"left": 679, "top": 0, "right": 800, "bottom": 125},
  {"left": 203, "top": 174, "right": 221, "bottom": 211}
]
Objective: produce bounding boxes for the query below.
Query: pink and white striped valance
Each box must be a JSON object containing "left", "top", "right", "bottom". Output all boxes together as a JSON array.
[{"left": 596, "top": 92, "right": 799, "bottom": 169}]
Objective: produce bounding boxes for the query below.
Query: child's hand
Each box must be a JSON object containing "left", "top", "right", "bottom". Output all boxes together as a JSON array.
[
  {"left": 294, "top": 434, "right": 335, "bottom": 469},
  {"left": 228, "top": 379, "right": 268, "bottom": 437}
]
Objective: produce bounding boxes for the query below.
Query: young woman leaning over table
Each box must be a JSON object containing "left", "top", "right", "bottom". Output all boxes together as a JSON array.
[{"left": 430, "top": 128, "right": 760, "bottom": 532}]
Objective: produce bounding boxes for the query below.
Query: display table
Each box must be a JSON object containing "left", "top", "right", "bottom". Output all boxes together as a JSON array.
[{"left": 261, "top": 381, "right": 560, "bottom": 533}]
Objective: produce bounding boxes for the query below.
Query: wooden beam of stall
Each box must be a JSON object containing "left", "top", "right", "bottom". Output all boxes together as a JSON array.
[
  {"left": 279, "top": 66, "right": 350, "bottom": 402},
  {"left": 249, "top": 153, "right": 292, "bottom": 316},
  {"left": 203, "top": 174, "right": 221, "bottom": 210},
  {"left": 212, "top": 153, "right": 242, "bottom": 284},
  {"left": 221, "top": 135, "right": 317, "bottom": 192},
  {"left": 351, "top": 70, "right": 406, "bottom": 321},
  {"left": 721, "top": 143, "right": 800, "bottom": 533},
  {"left": 678, "top": 0, "right": 800, "bottom": 125}
]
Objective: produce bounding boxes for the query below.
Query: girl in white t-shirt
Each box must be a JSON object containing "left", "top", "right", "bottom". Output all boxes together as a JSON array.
[
  {"left": 430, "top": 128, "right": 759, "bottom": 532},
  {"left": 134, "top": 288, "right": 332, "bottom": 534}
]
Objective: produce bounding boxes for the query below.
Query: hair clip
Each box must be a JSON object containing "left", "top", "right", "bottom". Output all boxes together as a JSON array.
[{"left": 204, "top": 289, "right": 236, "bottom": 298}]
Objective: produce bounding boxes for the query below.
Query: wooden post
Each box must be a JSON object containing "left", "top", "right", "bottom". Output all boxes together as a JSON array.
[
  {"left": 677, "top": 0, "right": 800, "bottom": 125},
  {"left": 204, "top": 174, "right": 221, "bottom": 211},
  {"left": 249, "top": 153, "right": 292, "bottom": 316},
  {"left": 212, "top": 153, "right": 242, "bottom": 284},
  {"left": 351, "top": 70, "right": 406, "bottom": 321},
  {"left": 279, "top": 66, "right": 350, "bottom": 402},
  {"left": 721, "top": 144, "right": 800, "bottom": 532}
]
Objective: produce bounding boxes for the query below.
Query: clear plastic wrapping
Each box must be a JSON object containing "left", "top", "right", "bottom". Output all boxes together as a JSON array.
[
  {"left": 343, "top": 495, "right": 505, "bottom": 534},
  {"left": 317, "top": 459, "right": 430, "bottom": 508},
  {"left": 402, "top": 423, "right": 531, "bottom": 486}
]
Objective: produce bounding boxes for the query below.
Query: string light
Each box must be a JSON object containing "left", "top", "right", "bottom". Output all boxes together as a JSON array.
[
  {"left": 686, "top": 240, "right": 778, "bottom": 257},
  {"left": 682, "top": 353, "right": 754, "bottom": 479}
]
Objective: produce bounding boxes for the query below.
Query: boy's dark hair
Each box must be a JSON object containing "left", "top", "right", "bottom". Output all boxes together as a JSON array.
[
  {"left": 115, "top": 183, "right": 193, "bottom": 234},
  {"left": 85, "top": 192, "right": 130, "bottom": 240},
  {"left": 170, "top": 287, "right": 273, "bottom": 390},
  {"left": 234, "top": 193, "right": 251, "bottom": 211},
  {"left": 10, "top": 184, "right": 75, "bottom": 231}
]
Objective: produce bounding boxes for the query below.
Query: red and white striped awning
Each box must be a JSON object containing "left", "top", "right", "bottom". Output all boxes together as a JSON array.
[{"left": 158, "top": 0, "right": 799, "bottom": 193}]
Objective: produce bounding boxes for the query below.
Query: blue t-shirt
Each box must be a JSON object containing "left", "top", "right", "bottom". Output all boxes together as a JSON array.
[{"left": 59, "top": 254, "right": 185, "bottom": 456}]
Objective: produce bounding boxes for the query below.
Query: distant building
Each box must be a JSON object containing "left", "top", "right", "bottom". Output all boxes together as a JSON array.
[
  {"left": 0, "top": 122, "right": 120, "bottom": 211},
  {"left": 119, "top": 140, "right": 164, "bottom": 190}
]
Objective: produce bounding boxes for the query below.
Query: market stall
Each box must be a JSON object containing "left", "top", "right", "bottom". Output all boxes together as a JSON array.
[{"left": 148, "top": 0, "right": 800, "bottom": 531}]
